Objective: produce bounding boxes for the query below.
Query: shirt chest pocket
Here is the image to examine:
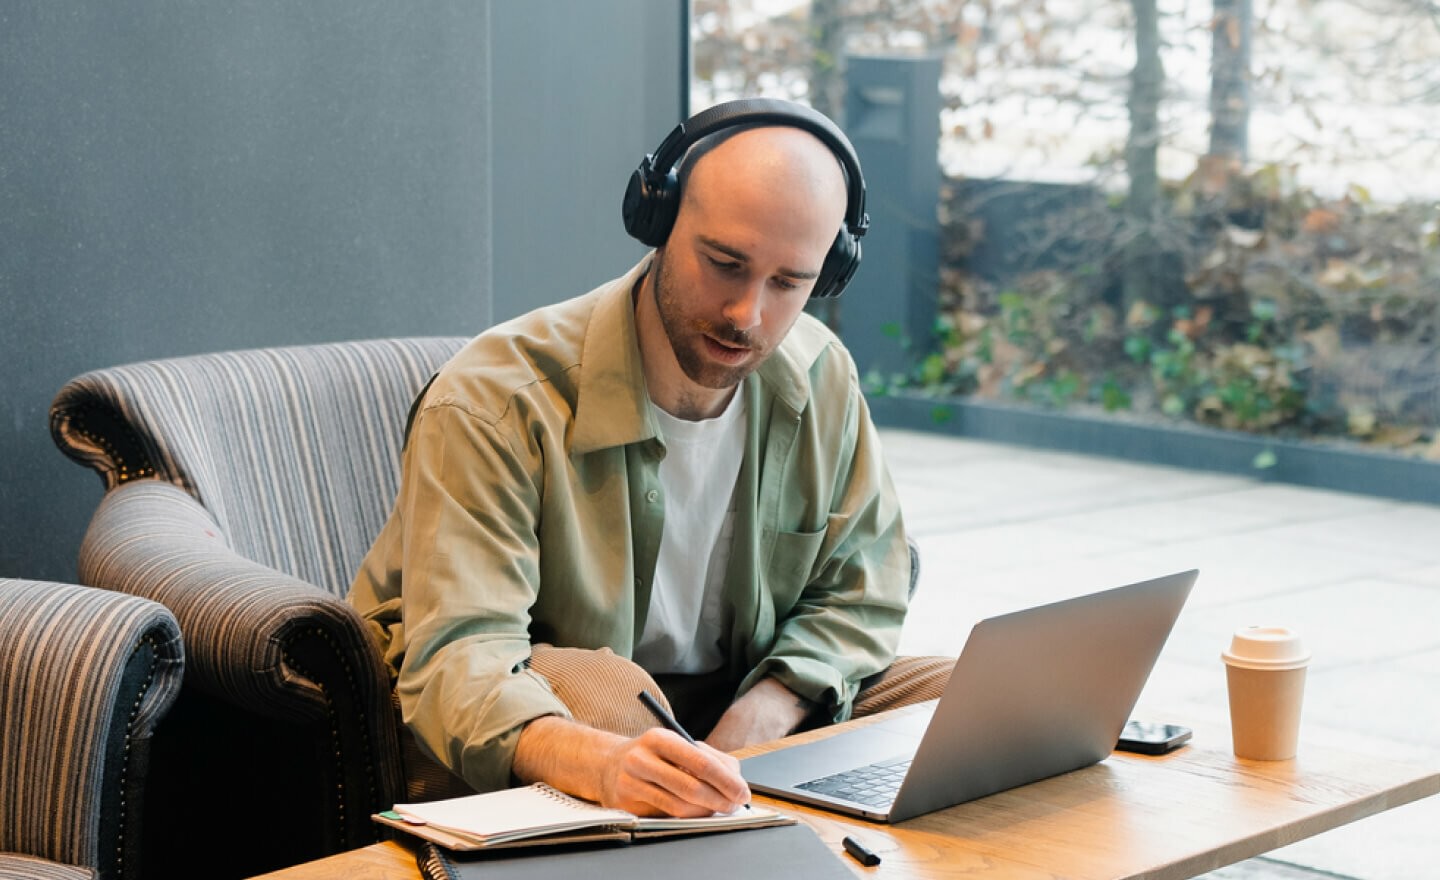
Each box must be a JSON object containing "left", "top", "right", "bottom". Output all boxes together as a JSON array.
[{"left": 765, "top": 525, "right": 828, "bottom": 612}]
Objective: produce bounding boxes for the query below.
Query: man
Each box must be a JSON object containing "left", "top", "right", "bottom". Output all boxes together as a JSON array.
[{"left": 350, "top": 99, "right": 949, "bottom": 820}]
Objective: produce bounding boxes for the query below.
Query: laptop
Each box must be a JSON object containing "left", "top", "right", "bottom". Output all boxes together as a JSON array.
[{"left": 741, "top": 569, "right": 1198, "bottom": 823}]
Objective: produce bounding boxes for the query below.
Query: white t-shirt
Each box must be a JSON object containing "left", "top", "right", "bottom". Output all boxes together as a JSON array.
[{"left": 632, "top": 391, "right": 747, "bottom": 675}]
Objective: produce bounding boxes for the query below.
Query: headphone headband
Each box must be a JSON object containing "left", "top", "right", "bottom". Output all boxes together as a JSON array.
[
  {"left": 622, "top": 98, "right": 869, "bottom": 299},
  {"left": 642, "top": 98, "right": 869, "bottom": 238}
]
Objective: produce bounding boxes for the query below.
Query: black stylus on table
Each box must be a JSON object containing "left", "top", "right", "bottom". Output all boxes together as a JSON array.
[{"left": 843, "top": 835, "right": 882, "bottom": 867}]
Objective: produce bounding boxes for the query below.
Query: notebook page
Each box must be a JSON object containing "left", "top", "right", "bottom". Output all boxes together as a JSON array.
[
  {"left": 631, "top": 802, "right": 790, "bottom": 832},
  {"left": 395, "top": 784, "right": 635, "bottom": 843}
]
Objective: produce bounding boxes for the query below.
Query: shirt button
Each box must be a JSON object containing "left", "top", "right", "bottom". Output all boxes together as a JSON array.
[{"left": 646, "top": 489, "right": 659, "bottom": 503}]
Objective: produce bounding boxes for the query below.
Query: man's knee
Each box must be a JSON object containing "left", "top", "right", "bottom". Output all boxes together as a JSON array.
[
  {"left": 528, "top": 644, "right": 672, "bottom": 738},
  {"left": 852, "top": 655, "right": 954, "bottom": 718}
]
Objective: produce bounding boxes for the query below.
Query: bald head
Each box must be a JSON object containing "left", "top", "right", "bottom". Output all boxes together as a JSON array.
[{"left": 677, "top": 127, "right": 849, "bottom": 259}]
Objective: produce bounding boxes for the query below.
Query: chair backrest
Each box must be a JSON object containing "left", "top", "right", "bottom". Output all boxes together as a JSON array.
[
  {"left": 0, "top": 579, "right": 183, "bottom": 880},
  {"left": 51, "top": 337, "right": 467, "bottom": 596}
]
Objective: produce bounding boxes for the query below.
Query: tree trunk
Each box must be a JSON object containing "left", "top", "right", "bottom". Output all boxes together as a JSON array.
[
  {"left": 1127, "top": 0, "right": 1163, "bottom": 227},
  {"left": 1208, "top": 0, "right": 1252, "bottom": 161},
  {"left": 807, "top": 0, "right": 847, "bottom": 332},
  {"left": 1123, "top": 0, "right": 1167, "bottom": 317},
  {"left": 808, "top": 0, "right": 846, "bottom": 124}
]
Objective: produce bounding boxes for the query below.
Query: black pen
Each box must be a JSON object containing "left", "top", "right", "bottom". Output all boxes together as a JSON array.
[
  {"left": 636, "top": 690, "right": 752, "bottom": 810},
  {"left": 843, "top": 835, "right": 882, "bottom": 867},
  {"left": 637, "top": 690, "right": 698, "bottom": 744}
]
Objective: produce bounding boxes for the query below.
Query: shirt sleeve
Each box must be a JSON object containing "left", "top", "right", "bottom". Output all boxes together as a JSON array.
[
  {"left": 392, "top": 398, "right": 573, "bottom": 792},
  {"left": 740, "top": 355, "right": 913, "bottom": 721}
]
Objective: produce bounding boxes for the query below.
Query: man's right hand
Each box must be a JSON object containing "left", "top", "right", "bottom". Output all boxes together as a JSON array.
[{"left": 513, "top": 715, "right": 751, "bottom": 818}]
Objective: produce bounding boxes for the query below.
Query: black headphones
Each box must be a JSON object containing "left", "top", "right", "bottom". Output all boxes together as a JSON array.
[{"left": 621, "top": 97, "right": 869, "bottom": 299}]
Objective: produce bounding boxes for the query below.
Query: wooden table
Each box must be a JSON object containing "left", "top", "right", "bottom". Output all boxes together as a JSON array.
[{"left": 253, "top": 706, "right": 1440, "bottom": 880}]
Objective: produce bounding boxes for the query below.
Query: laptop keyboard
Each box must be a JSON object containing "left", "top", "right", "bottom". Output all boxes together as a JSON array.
[{"left": 795, "top": 755, "right": 912, "bottom": 808}]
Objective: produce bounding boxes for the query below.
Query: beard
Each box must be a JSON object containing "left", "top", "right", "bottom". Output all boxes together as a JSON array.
[{"left": 651, "top": 249, "right": 767, "bottom": 390}]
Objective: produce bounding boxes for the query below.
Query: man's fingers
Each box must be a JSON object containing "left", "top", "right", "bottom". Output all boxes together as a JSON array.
[
  {"left": 689, "top": 742, "right": 750, "bottom": 805},
  {"left": 622, "top": 730, "right": 750, "bottom": 815},
  {"left": 646, "top": 730, "right": 751, "bottom": 804},
  {"left": 632, "top": 742, "right": 744, "bottom": 813},
  {"left": 612, "top": 774, "right": 720, "bottom": 818}
]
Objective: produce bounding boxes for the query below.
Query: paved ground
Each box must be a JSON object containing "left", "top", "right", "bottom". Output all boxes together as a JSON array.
[{"left": 879, "top": 428, "right": 1440, "bottom": 880}]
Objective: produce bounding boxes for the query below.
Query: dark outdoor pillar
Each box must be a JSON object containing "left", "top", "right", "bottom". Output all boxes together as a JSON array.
[{"left": 838, "top": 55, "right": 942, "bottom": 379}]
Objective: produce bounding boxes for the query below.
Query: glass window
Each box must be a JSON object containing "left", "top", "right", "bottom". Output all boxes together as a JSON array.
[{"left": 691, "top": 0, "right": 1440, "bottom": 463}]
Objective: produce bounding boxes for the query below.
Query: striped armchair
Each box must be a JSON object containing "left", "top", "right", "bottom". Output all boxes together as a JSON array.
[
  {"left": 0, "top": 579, "right": 183, "bottom": 880},
  {"left": 49, "top": 337, "right": 467, "bottom": 878}
]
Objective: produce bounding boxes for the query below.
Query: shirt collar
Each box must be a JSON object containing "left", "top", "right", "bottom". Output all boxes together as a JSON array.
[
  {"left": 572, "top": 258, "right": 657, "bottom": 454},
  {"left": 754, "top": 316, "right": 815, "bottom": 416}
]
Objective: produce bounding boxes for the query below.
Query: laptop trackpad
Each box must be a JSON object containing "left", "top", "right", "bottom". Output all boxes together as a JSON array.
[{"left": 741, "top": 707, "right": 932, "bottom": 788}]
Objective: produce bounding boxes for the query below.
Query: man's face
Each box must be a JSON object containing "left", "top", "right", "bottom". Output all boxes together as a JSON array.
[
  {"left": 648, "top": 130, "right": 846, "bottom": 394},
  {"left": 649, "top": 240, "right": 815, "bottom": 391}
]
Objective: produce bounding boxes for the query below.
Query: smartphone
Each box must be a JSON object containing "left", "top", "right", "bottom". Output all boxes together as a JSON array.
[{"left": 1116, "top": 720, "right": 1192, "bottom": 754}]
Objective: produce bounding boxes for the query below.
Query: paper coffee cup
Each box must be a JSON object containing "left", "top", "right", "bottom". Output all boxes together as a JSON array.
[{"left": 1221, "top": 625, "right": 1309, "bottom": 760}]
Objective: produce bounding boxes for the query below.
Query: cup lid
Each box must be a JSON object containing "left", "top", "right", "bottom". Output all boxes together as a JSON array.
[{"left": 1221, "top": 624, "right": 1310, "bottom": 670}]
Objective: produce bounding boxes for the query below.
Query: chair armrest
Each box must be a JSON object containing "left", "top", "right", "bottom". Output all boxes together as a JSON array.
[
  {"left": 78, "top": 479, "right": 406, "bottom": 825},
  {"left": 78, "top": 479, "right": 394, "bottom": 730},
  {"left": 0, "top": 579, "right": 183, "bottom": 879}
]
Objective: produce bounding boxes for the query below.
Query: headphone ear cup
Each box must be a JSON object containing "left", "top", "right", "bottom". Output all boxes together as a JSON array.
[
  {"left": 812, "top": 229, "right": 861, "bottom": 299},
  {"left": 622, "top": 167, "right": 681, "bottom": 248}
]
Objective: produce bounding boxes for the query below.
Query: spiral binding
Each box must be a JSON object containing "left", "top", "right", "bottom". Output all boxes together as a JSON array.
[
  {"left": 416, "top": 842, "right": 460, "bottom": 880},
  {"left": 533, "top": 783, "right": 602, "bottom": 811}
]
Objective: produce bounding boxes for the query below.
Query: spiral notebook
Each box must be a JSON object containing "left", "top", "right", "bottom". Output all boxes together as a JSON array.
[{"left": 373, "top": 783, "right": 792, "bottom": 851}]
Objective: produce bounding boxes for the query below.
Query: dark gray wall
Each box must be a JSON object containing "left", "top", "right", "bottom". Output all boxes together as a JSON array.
[
  {"left": 0, "top": 1, "right": 684, "bottom": 581},
  {"left": 490, "top": 3, "right": 682, "bottom": 318}
]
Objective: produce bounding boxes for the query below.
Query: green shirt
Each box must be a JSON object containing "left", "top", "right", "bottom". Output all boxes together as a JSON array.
[{"left": 349, "top": 258, "right": 911, "bottom": 792}]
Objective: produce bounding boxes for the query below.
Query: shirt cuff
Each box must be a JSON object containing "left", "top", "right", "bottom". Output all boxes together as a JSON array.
[{"left": 741, "top": 655, "right": 858, "bottom": 724}]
